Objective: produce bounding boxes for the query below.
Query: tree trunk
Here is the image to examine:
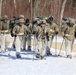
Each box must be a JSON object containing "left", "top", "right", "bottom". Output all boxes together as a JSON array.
[
  {"left": 13, "top": 0, "right": 17, "bottom": 15},
  {"left": 0, "top": 0, "right": 2, "bottom": 17},
  {"left": 30, "top": 0, "right": 33, "bottom": 20},
  {"left": 60, "top": 0, "right": 67, "bottom": 27}
]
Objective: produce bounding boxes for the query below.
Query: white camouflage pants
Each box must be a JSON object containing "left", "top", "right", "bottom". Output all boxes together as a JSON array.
[
  {"left": 46, "top": 36, "right": 54, "bottom": 52},
  {"left": 0, "top": 34, "right": 12, "bottom": 52},
  {"left": 37, "top": 38, "right": 46, "bottom": 56},
  {"left": 26, "top": 34, "right": 31, "bottom": 49},
  {"left": 65, "top": 38, "right": 72, "bottom": 56},
  {"left": 22, "top": 35, "right": 27, "bottom": 50},
  {"left": 15, "top": 35, "right": 24, "bottom": 55},
  {"left": 32, "top": 35, "right": 38, "bottom": 51}
]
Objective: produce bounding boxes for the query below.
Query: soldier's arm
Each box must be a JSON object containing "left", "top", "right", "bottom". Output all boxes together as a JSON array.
[
  {"left": 12, "top": 26, "right": 17, "bottom": 36},
  {"left": 32, "top": 26, "right": 38, "bottom": 34},
  {"left": 24, "top": 26, "right": 28, "bottom": 35},
  {"left": 29, "top": 24, "right": 32, "bottom": 33},
  {"left": 61, "top": 25, "right": 67, "bottom": 37},
  {"left": 54, "top": 24, "right": 59, "bottom": 35},
  {"left": 0, "top": 22, "right": 2, "bottom": 30}
]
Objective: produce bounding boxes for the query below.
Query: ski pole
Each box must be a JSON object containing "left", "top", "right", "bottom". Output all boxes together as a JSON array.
[{"left": 58, "top": 38, "right": 65, "bottom": 56}]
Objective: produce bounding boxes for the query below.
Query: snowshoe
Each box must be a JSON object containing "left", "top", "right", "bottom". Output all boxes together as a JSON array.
[
  {"left": 36, "top": 54, "right": 41, "bottom": 58},
  {"left": 66, "top": 55, "right": 72, "bottom": 59}
]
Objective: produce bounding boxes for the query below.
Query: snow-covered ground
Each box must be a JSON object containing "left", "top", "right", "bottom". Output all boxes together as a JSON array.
[{"left": 0, "top": 36, "right": 76, "bottom": 75}]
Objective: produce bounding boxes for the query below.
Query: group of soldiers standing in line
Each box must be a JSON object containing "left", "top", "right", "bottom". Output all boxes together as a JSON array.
[{"left": 0, "top": 14, "right": 76, "bottom": 59}]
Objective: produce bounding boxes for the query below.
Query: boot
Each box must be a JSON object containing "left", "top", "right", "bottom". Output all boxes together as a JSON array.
[
  {"left": 46, "top": 50, "right": 52, "bottom": 56},
  {"left": 40, "top": 56, "right": 44, "bottom": 59},
  {"left": 13, "top": 44, "right": 15, "bottom": 48},
  {"left": 27, "top": 46, "right": 31, "bottom": 51},
  {"left": 36, "top": 53, "right": 41, "bottom": 58},
  {"left": 16, "top": 54, "right": 21, "bottom": 58},
  {"left": 21, "top": 48, "right": 26, "bottom": 51},
  {"left": 67, "top": 55, "right": 72, "bottom": 59}
]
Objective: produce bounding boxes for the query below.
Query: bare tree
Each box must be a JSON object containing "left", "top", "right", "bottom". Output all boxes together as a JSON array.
[
  {"left": 0, "top": 0, "right": 2, "bottom": 17},
  {"left": 13, "top": 0, "right": 17, "bottom": 15},
  {"left": 29, "top": 0, "right": 33, "bottom": 20},
  {"left": 60, "top": 0, "right": 67, "bottom": 27}
]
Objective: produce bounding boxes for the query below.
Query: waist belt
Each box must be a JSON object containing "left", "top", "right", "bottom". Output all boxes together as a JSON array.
[
  {"left": 0, "top": 31, "right": 10, "bottom": 34},
  {"left": 41, "top": 37, "right": 45, "bottom": 39}
]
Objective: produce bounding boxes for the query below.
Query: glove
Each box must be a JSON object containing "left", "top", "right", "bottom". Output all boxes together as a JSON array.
[
  {"left": 65, "top": 34, "right": 70, "bottom": 37},
  {"left": 14, "top": 35, "right": 17, "bottom": 37},
  {"left": 4, "top": 30, "right": 9, "bottom": 33},
  {"left": 32, "top": 31, "right": 36, "bottom": 34},
  {"left": 50, "top": 29, "right": 54, "bottom": 32},
  {"left": 26, "top": 31, "right": 28, "bottom": 34},
  {"left": 55, "top": 31, "right": 58, "bottom": 35},
  {"left": 46, "top": 36, "right": 49, "bottom": 41},
  {"left": 17, "top": 33, "right": 24, "bottom": 36},
  {"left": 63, "top": 34, "right": 70, "bottom": 38},
  {"left": 46, "top": 32, "right": 48, "bottom": 36}
]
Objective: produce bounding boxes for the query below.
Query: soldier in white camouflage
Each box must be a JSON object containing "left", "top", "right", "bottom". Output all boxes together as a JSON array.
[
  {"left": 13, "top": 19, "right": 28, "bottom": 58},
  {"left": 45, "top": 16, "right": 59, "bottom": 55},
  {"left": 0, "top": 15, "right": 11, "bottom": 53},
  {"left": 23, "top": 19, "right": 32, "bottom": 51},
  {"left": 61, "top": 18, "right": 76, "bottom": 58},
  {"left": 34, "top": 20, "right": 47, "bottom": 59}
]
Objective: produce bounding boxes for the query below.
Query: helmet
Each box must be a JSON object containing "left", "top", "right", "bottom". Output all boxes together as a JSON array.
[
  {"left": 3, "top": 15, "right": 8, "bottom": 20},
  {"left": 19, "top": 19, "right": 24, "bottom": 23},
  {"left": 48, "top": 16, "right": 54, "bottom": 21},
  {"left": 19, "top": 14, "right": 24, "bottom": 18},
  {"left": 37, "top": 20, "right": 42, "bottom": 24},
  {"left": 41, "top": 20, "right": 46, "bottom": 24},
  {"left": 69, "top": 18, "right": 75, "bottom": 25},
  {"left": 44, "top": 17, "right": 48, "bottom": 20}
]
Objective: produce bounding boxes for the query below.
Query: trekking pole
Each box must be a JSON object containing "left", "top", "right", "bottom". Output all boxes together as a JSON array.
[
  {"left": 55, "top": 35, "right": 57, "bottom": 55},
  {"left": 58, "top": 38, "right": 65, "bottom": 56}
]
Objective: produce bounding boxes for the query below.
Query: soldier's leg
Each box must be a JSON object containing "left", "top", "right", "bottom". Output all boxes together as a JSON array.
[
  {"left": 0, "top": 35, "right": 1, "bottom": 49},
  {"left": 5, "top": 34, "right": 10, "bottom": 51},
  {"left": 22, "top": 35, "right": 27, "bottom": 51},
  {"left": 66, "top": 40, "right": 72, "bottom": 58},
  {"left": 1, "top": 34, "right": 6, "bottom": 53},
  {"left": 65, "top": 38, "right": 67, "bottom": 56},
  {"left": 46, "top": 40, "right": 51, "bottom": 55},
  {"left": 65, "top": 38, "right": 72, "bottom": 58},
  {"left": 15, "top": 36, "right": 21, "bottom": 58},
  {"left": 32, "top": 35, "right": 38, "bottom": 52},
  {"left": 36, "top": 38, "right": 41, "bottom": 58},
  {"left": 46, "top": 36, "right": 53, "bottom": 55},
  {"left": 41, "top": 39, "right": 46, "bottom": 58},
  {"left": 12, "top": 37, "right": 16, "bottom": 48},
  {"left": 27, "top": 34, "right": 31, "bottom": 50}
]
